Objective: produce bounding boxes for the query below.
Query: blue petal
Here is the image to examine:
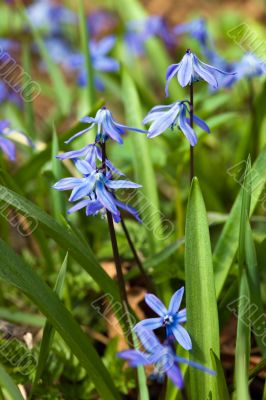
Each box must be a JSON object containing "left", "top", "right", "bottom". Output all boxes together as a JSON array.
[
  {"left": 117, "top": 350, "right": 150, "bottom": 366},
  {"left": 93, "top": 57, "right": 119, "bottom": 72},
  {"left": 168, "top": 287, "right": 184, "bottom": 314},
  {"left": 57, "top": 145, "right": 92, "bottom": 160},
  {"left": 134, "top": 318, "right": 163, "bottom": 332},
  {"left": 193, "top": 115, "right": 210, "bottom": 133},
  {"left": 178, "top": 53, "right": 193, "bottom": 87},
  {"left": 106, "top": 160, "right": 125, "bottom": 176},
  {"left": 106, "top": 180, "right": 141, "bottom": 189},
  {"left": 171, "top": 324, "right": 192, "bottom": 350},
  {"left": 175, "top": 355, "right": 216, "bottom": 376},
  {"left": 147, "top": 102, "right": 181, "bottom": 138},
  {"left": 166, "top": 364, "right": 184, "bottom": 389},
  {"left": 193, "top": 55, "right": 218, "bottom": 87},
  {"left": 67, "top": 199, "right": 90, "bottom": 214},
  {"left": 0, "top": 120, "right": 10, "bottom": 132},
  {"left": 95, "top": 181, "right": 118, "bottom": 214},
  {"left": 69, "top": 175, "right": 96, "bottom": 201},
  {"left": 65, "top": 124, "right": 95, "bottom": 144},
  {"left": 177, "top": 308, "right": 186, "bottom": 323},
  {"left": 94, "top": 35, "right": 116, "bottom": 56},
  {"left": 115, "top": 199, "right": 142, "bottom": 223},
  {"left": 74, "top": 159, "right": 94, "bottom": 175},
  {"left": 52, "top": 177, "right": 83, "bottom": 191},
  {"left": 145, "top": 294, "right": 167, "bottom": 317},
  {"left": 165, "top": 63, "right": 180, "bottom": 96},
  {"left": 103, "top": 118, "right": 123, "bottom": 143},
  {"left": 86, "top": 200, "right": 103, "bottom": 216},
  {"left": 0, "top": 136, "right": 16, "bottom": 160},
  {"left": 178, "top": 106, "right": 198, "bottom": 146},
  {"left": 136, "top": 328, "right": 163, "bottom": 355}
]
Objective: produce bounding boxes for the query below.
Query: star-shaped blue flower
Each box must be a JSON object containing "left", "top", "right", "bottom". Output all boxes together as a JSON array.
[
  {"left": 165, "top": 49, "right": 236, "bottom": 95},
  {"left": 134, "top": 287, "right": 192, "bottom": 350},
  {"left": 52, "top": 159, "right": 142, "bottom": 223},
  {"left": 118, "top": 328, "right": 215, "bottom": 388},
  {"left": 143, "top": 101, "right": 210, "bottom": 146},
  {"left": 65, "top": 107, "right": 146, "bottom": 145}
]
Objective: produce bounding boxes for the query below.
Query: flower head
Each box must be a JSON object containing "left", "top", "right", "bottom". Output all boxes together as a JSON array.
[
  {"left": 134, "top": 287, "right": 192, "bottom": 350},
  {"left": 52, "top": 159, "right": 142, "bottom": 223},
  {"left": 0, "top": 120, "right": 32, "bottom": 161},
  {"left": 66, "top": 107, "right": 146, "bottom": 145},
  {"left": 235, "top": 52, "right": 266, "bottom": 80},
  {"left": 143, "top": 101, "right": 210, "bottom": 146},
  {"left": 165, "top": 49, "right": 236, "bottom": 95},
  {"left": 118, "top": 329, "right": 216, "bottom": 388}
]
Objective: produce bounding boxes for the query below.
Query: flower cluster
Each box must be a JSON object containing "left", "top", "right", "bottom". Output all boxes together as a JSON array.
[
  {"left": 53, "top": 107, "right": 146, "bottom": 223},
  {"left": 118, "top": 288, "right": 216, "bottom": 388}
]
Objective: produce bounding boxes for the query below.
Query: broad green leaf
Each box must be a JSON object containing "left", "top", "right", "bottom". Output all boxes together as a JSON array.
[
  {"left": 214, "top": 146, "right": 266, "bottom": 297},
  {"left": 0, "top": 364, "right": 24, "bottom": 400},
  {"left": 122, "top": 69, "right": 162, "bottom": 254},
  {"left": 234, "top": 271, "right": 251, "bottom": 400},
  {"left": 0, "top": 240, "right": 120, "bottom": 400},
  {"left": 185, "top": 178, "right": 220, "bottom": 400},
  {"left": 31, "top": 253, "right": 68, "bottom": 397},
  {"left": 210, "top": 350, "right": 230, "bottom": 400},
  {"left": 0, "top": 186, "right": 119, "bottom": 301}
]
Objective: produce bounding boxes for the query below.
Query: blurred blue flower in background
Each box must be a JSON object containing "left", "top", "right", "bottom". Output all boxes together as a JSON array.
[
  {"left": 65, "top": 107, "right": 146, "bottom": 145},
  {"left": 134, "top": 287, "right": 192, "bottom": 350},
  {"left": 118, "top": 328, "right": 216, "bottom": 388},
  {"left": 235, "top": 52, "right": 266, "bottom": 80},
  {"left": 0, "top": 120, "right": 32, "bottom": 161},
  {"left": 53, "top": 159, "right": 142, "bottom": 223},
  {"left": 143, "top": 101, "right": 210, "bottom": 146},
  {"left": 87, "top": 10, "right": 118, "bottom": 38},
  {"left": 174, "top": 18, "right": 209, "bottom": 48}
]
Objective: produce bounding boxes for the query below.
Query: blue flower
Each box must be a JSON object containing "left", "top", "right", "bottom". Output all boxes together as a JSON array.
[
  {"left": 173, "top": 18, "right": 209, "bottom": 47},
  {"left": 87, "top": 10, "right": 117, "bottom": 38},
  {"left": 235, "top": 52, "right": 266, "bottom": 80},
  {"left": 165, "top": 49, "right": 236, "bottom": 94},
  {"left": 52, "top": 159, "right": 142, "bottom": 223},
  {"left": 118, "top": 329, "right": 216, "bottom": 388},
  {"left": 0, "top": 120, "right": 32, "bottom": 161},
  {"left": 143, "top": 101, "right": 210, "bottom": 146},
  {"left": 65, "top": 107, "right": 146, "bottom": 144},
  {"left": 68, "top": 36, "right": 119, "bottom": 88},
  {"left": 134, "top": 287, "right": 192, "bottom": 350}
]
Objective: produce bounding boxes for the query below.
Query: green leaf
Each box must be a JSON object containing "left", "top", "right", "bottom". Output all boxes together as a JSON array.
[
  {"left": 0, "top": 363, "right": 24, "bottom": 400},
  {"left": 245, "top": 222, "right": 266, "bottom": 357},
  {"left": 185, "top": 177, "right": 220, "bottom": 400},
  {"left": 122, "top": 69, "right": 163, "bottom": 254},
  {"left": 78, "top": 0, "right": 96, "bottom": 109},
  {"left": 0, "top": 240, "right": 120, "bottom": 400},
  {"left": 31, "top": 253, "right": 68, "bottom": 397},
  {"left": 234, "top": 270, "right": 251, "bottom": 400},
  {"left": 214, "top": 146, "right": 266, "bottom": 297},
  {"left": 210, "top": 350, "right": 230, "bottom": 400},
  {"left": 0, "top": 308, "right": 44, "bottom": 327},
  {"left": 0, "top": 186, "right": 119, "bottom": 301},
  {"left": 51, "top": 125, "right": 65, "bottom": 220}
]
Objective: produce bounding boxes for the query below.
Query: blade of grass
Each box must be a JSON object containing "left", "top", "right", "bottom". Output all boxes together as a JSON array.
[
  {"left": 0, "top": 364, "right": 24, "bottom": 400},
  {"left": 234, "top": 270, "right": 251, "bottom": 400},
  {"left": 185, "top": 177, "right": 220, "bottom": 400},
  {"left": 31, "top": 253, "right": 68, "bottom": 398},
  {"left": 0, "top": 240, "right": 120, "bottom": 400},
  {"left": 51, "top": 125, "right": 65, "bottom": 220},
  {"left": 0, "top": 308, "right": 44, "bottom": 327},
  {"left": 214, "top": 146, "right": 266, "bottom": 297},
  {"left": 210, "top": 350, "right": 230, "bottom": 400},
  {"left": 122, "top": 69, "right": 162, "bottom": 254},
  {"left": 78, "top": 0, "right": 96, "bottom": 109}
]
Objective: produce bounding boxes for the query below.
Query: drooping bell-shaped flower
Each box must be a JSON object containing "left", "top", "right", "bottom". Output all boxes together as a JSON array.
[
  {"left": 143, "top": 101, "right": 210, "bottom": 146},
  {"left": 165, "top": 49, "right": 236, "bottom": 95}
]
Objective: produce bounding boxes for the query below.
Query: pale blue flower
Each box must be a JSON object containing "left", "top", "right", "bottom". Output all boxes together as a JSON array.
[
  {"left": 0, "top": 120, "right": 32, "bottom": 161},
  {"left": 143, "top": 101, "right": 210, "bottom": 146},
  {"left": 165, "top": 49, "right": 236, "bottom": 94}
]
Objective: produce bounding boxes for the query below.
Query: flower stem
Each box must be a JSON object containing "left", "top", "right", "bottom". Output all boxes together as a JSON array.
[
  {"left": 120, "top": 216, "right": 156, "bottom": 294},
  {"left": 189, "top": 83, "right": 194, "bottom": 182},
  {"left": 100, "top": 142, "right": 132, "bottom": 343}
]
